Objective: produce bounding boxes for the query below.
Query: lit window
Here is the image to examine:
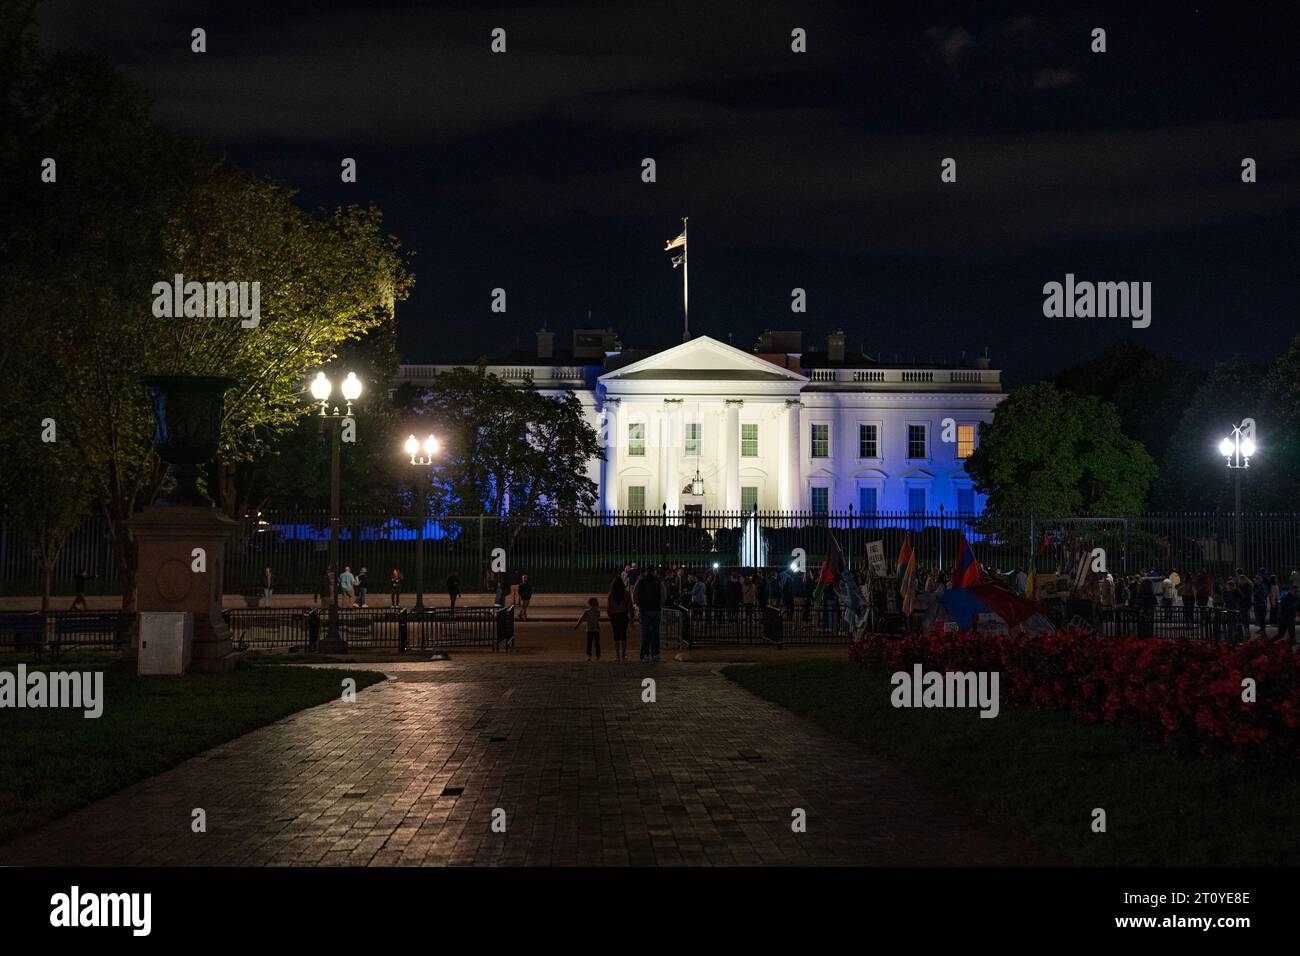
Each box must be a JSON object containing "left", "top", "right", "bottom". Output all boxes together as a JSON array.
[
  {"left": 741, "top": 486, "right": 758, "bottom": 513},
  {"left": 811, "top": 487, "right": 829, "bottom": 514},
  {"left": 811, "top": 423, "right": 829, "bottom": 458},
  {"left": 907, "top": 424, "right": 927, "bottom": 459},
  {"left": 741, "top": 423, "right": 758, "bottom": 457},
  {"left": 957, "top": 424, "right": 976, "bottom": 459},
  {"left": 859, "top": 424, "right": 878, "bottom": 458},
  {"left": 627, "top": 486, "right": 646, "bottom": 511},
  {"left": 628, "top": 422, "right": 645, "bottom": 456},
  {"left": 684, "top": 422, "right": 701, "bottom": 457}
]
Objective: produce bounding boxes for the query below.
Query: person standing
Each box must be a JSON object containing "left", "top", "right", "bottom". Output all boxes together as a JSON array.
[
  {"left": 493, "top": 571, "right": 505, "bottom": 606},
  {"left": 338, "top": 566, "right": 356, "bottom": 608},
  {"left": 575, "top": 597, "right": 602, "bottom": 661},
  {"left": 508, "top": 569, "right": 522, "bottom": 612},
  {"left": 355, "top": 567, "right": 368, "bottom": 608},
  {"left": 389, "top": 568, "right": 403, "bottom": 607},
  {"left": 1252, "top": 570, "right": 1269, "bottom": 638},
  {"left": 262, "top": 565, "right": 274, "bottom": 608},
  {"left": 447, "top": 571, "right": 461, "bottom": 611},
  {"left": 70, "top": 568, "right": 91, "bottom": 611},
  {"left": 518, "top": 573, "right": 533, "bottom": 620},
  {"left": 1277, "top": 585, "right": 1296, "bottom": 644},
  {"left": 635, "top": 567, "right": 663, "bottom": 662},
  {"left": 608, "top": 575, "right": 631, "bottom": 661}
]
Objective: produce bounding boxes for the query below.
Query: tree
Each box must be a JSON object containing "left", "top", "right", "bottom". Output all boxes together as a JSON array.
[
  {"left": 413, "top": 366, "right": 603, "bottom": 536},
  {"left": 965, "top": 382, "right": 1157, "bottom": 515},
  {"left": 2, "top": 42, "right": 412, "bottom": 609},
  {"left": 1052, "top": 341, "right": 1203, "bottom": 468}
]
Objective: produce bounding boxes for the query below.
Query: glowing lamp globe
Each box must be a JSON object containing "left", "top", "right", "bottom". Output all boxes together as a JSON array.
[
  {"left": 310, "top": 372, "right": 332, "bottom": 402},
  {"left": 341, "top": 372, "right": 362, "bottom": 402}
]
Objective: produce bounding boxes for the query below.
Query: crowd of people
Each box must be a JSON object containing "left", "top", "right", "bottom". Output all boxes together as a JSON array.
[{"left": 1086, "top": 567, "right": 1298, "bottom": 643}]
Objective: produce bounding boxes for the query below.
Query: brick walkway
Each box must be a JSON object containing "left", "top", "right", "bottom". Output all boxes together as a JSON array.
[{"left": 0, "top": 660, "right": 1051, "bottom": 866}]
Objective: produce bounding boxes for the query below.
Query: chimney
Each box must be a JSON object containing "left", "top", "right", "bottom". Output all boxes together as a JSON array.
[
  {"left": 827, "top": 329, "right": 846, "bottom": 363},
  {"left": 536, "top": 325, "right": 554, "bottom": 359}
]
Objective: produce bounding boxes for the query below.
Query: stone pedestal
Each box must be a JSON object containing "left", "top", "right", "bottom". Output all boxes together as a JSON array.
[{"left": 128, "top": 505, "right": 236, "bottom": 674}]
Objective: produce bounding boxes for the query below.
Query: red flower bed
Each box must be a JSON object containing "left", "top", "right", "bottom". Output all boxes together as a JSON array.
[{"left": 850, "top": 629, "right": 1300, "bottom": 763}]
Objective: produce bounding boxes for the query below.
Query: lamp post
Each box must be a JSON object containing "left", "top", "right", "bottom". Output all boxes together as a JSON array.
[
  {"left": 1219, "top": 421, "right": 1256, "bottom": 569},
  {"left": 311, "top": 370, "right": 363, "bottom": 652},
  {"left": 405, "top": 433, "right": 440, "bottom": 609}
]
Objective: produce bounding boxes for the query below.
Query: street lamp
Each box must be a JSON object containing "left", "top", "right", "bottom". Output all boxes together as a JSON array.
[
  {"left": 1220, "top": 421, "right": 1256, "bottom": 568},
  {"left": 405, "top": 433, "right": 440, "bottom": 609},
  {"left": 311, "top": 370, "right": 362, "bottom": 652}
]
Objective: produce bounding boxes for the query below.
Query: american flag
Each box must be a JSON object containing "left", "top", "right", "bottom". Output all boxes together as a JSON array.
[{"left": 664, "top": 230, "right": 686, "bottom": 251}]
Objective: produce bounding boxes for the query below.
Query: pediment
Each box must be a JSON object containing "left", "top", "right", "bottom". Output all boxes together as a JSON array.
[{"left": 599, "top": 335, "right": 807, "bottom": 383}]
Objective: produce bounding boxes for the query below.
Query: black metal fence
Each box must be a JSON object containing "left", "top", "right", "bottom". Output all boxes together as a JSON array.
[
  {"left": 5, "top": 509, "right": 1299, "bottom": 597},
  {"left": 672, "top": 604, "right": 851, "bottom": 649},
  {"left": 222, "top": 605, "right": 512, "bottom": 652},
  {"left": 1097, "top": 606, "right": 1246, "bottom": 643}
]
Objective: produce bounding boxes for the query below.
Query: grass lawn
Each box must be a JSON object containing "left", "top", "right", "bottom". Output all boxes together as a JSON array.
[
  {"left": 0, "top": 656, "right": 386, "bottom": 845},
  {"left": 724, "top": 659, "right": 1300, "bottom": 866}
]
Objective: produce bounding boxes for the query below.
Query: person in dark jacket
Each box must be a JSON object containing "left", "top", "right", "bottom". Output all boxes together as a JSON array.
[
  {"left": 447, "top": 572, "right": 460, "bottom": 611},
  {"left": 1252, "top": 571, "right": 1269, "bottom": 637},
  {"left": 634, "top": 568, "right": 662, "bottom": 662},
  {"left": 390, "top": 568, "right": 403, "bottom": 607},
  {"left": 518, "top": 574, "right": 534, "bottom": 620},
  {"left": 1135, "top": 578, "right": 1156, "bottom": 639},
  {"left": 1277, "top": 587, "right": 1297, "bottom": 644}
]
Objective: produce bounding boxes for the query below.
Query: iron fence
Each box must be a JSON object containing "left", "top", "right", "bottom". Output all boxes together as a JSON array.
[
  {"left": 222, "top": 605, "right": 509, "bottom": 652},
  {"left": 1097, "top": 606, "right": 1245, "bottom": 643},
  {"left": 4, "top": 509, "right": 1300, "bottom": 597},
  {"left": 672, "top": 604, "right": 851, "bottom": 648}
]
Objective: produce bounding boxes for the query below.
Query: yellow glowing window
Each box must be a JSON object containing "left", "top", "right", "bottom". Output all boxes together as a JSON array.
[{"left": 957, "top": 424, "right": 976, "bottom": 459}]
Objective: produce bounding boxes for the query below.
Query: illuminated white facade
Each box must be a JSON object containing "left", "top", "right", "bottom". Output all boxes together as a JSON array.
[{"left": 397, "top": 330, "right": 1005, "bottom": 516}]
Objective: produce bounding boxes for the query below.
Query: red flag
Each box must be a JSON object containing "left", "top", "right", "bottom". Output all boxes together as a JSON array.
[{"left": 952, "top": 534, "right": 982, "bottom": 589}]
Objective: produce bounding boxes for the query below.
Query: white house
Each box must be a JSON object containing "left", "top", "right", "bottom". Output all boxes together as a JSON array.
[{"left": 396, "top": 328, "right": 1005, "bottom": 517}]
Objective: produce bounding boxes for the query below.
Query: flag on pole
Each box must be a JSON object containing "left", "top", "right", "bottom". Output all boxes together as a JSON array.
[
  {"left": 1026, "top": 530, "right": 1049, "bottom": 598},
  {"left": 671, "top": 254, "right": 684, "bottom": 268},
  {"left": 896, "top": 534, "right": 917, "bottom": 616},
  {"left": 951, "top": 534, "right": 982, "bottom": 589},
  {"left": 813, "top": 532, "right": 844, "bottom": 604},
  {"left": 664, "top": 230, "right": 686, "bottom": 251}
]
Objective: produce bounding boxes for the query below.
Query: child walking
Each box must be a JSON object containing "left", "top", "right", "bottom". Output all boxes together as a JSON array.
[{"left": 574, "top": 597, "right": 602, "bottom": 661}]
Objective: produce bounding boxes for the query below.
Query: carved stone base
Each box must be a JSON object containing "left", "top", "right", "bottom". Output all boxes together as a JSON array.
[{"left": 128, "top": 505, "right": 237, "bottom": 674}]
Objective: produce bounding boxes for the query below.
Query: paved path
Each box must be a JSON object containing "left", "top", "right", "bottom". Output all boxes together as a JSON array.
[{"left": 0, "top": 660, "right": 1051, "bottom": 866}]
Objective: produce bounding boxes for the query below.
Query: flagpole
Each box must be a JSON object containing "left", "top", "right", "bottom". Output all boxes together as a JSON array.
[{"left": 682, "top": 216, "right": 689, "bottom": 341}]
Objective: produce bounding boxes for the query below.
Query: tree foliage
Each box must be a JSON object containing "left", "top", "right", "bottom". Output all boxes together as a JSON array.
[
  {"left": 1, "top": 39, "right": 412, "bottom": 607},
  {"left": 965, "top": 382, "right": 1157, "bottom": 515},
  {"left": 412, "top": 367, "right": 603, "bottom": 534}
]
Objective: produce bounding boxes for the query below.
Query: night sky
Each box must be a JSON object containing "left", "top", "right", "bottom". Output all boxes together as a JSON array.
[{"left": 37, "top": 1, "right": 1300, "bottom": 386}]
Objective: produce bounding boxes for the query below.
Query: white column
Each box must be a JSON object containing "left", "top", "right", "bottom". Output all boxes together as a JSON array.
[
  {"left": 724, "top": 399, "right": 742, "bottom": 513},
  {"left": 785, "top": 399, "right": 802, "bottom": 513},
  {"left": 664, "top": 399, "right": 682, "bottom": 515},
  {"left": 602, "top": 398, "right": 621, "bottom": 512},
  {"left": 657, "top": 403, "right": 669, "bottom": 510}
]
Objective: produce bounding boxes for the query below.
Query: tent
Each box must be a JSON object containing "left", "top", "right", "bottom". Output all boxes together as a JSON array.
[{"left": 931, "top": 582, "right": 1056, "bottom": 635}]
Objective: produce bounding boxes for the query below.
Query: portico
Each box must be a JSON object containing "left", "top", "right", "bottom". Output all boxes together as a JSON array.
[{"left": 598, "top": 336, "right": 808, "bottom": 513}]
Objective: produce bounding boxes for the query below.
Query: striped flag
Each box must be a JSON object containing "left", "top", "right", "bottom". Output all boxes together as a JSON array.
[
  {"left": 664, "top": 230, "right": 686, "bottom": 251},
  {"left": 671, "top": 254, "right": 684, "bottom": 268},
  {"left": 896, "top": 534, "right": 917, "bottom": 616}
]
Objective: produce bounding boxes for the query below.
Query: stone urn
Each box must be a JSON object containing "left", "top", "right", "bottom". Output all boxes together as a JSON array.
[
  {"left": 131, "top": 374, "right": 238, "bottom": 673},
  {"left": 138, "top": 375, "right": 236, "bottom": 505}
]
